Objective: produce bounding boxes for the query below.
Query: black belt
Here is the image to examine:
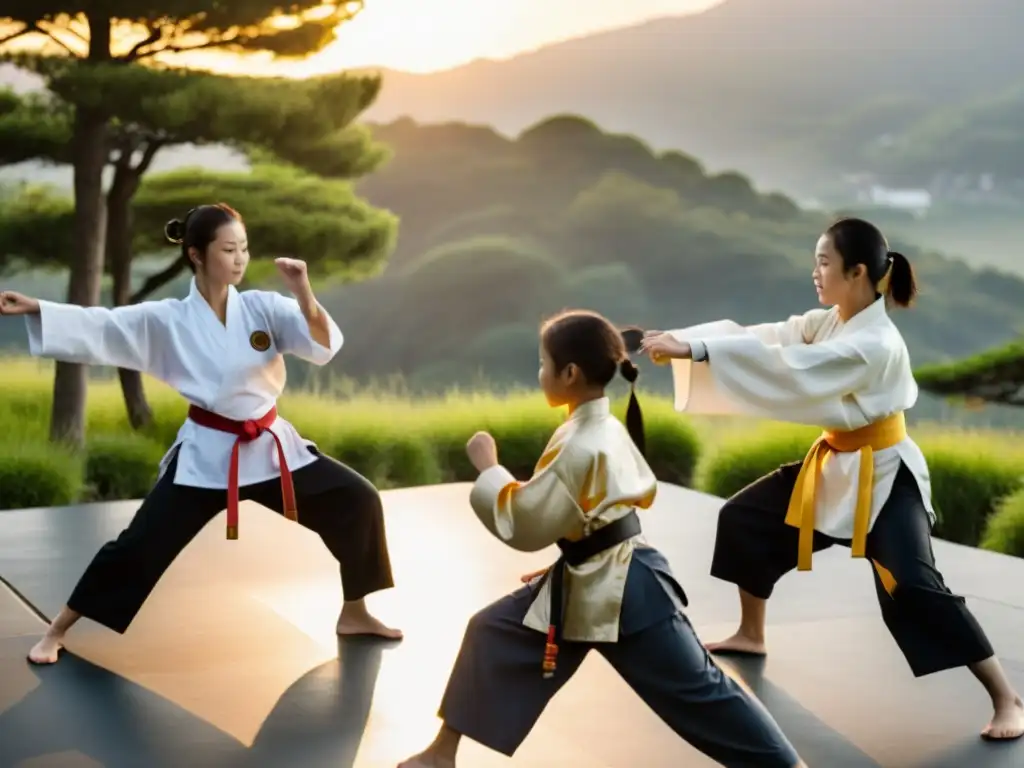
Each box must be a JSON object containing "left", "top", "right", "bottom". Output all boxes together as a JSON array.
[{"left": 539, "top": 509, "right": 642, "bottom": 678}]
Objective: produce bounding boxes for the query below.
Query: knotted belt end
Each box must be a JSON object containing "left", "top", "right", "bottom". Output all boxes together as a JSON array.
[
  {"left": 542, "top": 625, "right": 558, "bottom": 678},
  {"left": 539, "top": 509, "right": 642, "bottom": 677},
  {"left": 226, "top": 525, "right": 238, "bottom": 540}
]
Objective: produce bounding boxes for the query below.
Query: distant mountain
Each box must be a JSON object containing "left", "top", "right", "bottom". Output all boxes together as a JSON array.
[
  {"left": 358, "top": 0, "right": 1024, "bottom": 192},
  {"left": 5, "top": 0, "right": 1023, "bottom": 197}
]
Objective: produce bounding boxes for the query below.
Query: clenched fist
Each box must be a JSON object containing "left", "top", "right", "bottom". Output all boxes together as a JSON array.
[
  {"left": 0, "top": 291, "right": 40, "bottom": 316},
  {"left": 274, "top": 258, "right": 310, "bottom": 295},
  {"left": 466, "top": 431, "right": 499, "bottom": 472}
]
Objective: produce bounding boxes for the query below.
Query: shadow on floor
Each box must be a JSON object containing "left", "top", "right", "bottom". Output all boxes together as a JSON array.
[{"left": 0, "top": 635, "right": 390, "bottom": 768}]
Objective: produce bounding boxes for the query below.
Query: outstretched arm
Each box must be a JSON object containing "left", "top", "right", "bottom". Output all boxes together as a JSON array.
[
  {"left": 2, "top": 290, "right": 169, "bottom": 376},
  {"left": 648, "top": 329, "right": 881, "bottom": 428},
  {"left": 662, "top": 308, "right": 830, "bottom": 349}
]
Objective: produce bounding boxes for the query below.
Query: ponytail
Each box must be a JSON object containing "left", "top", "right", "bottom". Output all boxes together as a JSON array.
[
  {"left": 885, "top": 250, "right": 917, "bottom": 308},
  {"left": 618, "top": 358, "right": 645, "bottom": 457}
]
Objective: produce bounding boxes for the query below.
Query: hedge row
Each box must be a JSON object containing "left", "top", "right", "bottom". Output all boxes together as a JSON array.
[
  {"left": 2, "top": 364, "right": 1023, "bottom": 558},
  {"left": 0, "top": 382, "right": 701, "bottom": 508}
]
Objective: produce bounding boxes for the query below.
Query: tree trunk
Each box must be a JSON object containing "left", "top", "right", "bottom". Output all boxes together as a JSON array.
[
  {"left": 50, "top": 108, "right": 108, "bottom": 446},
  {"left": 48, "top": 17, "right": 112, "bottom": 447},
  {"left": 107, "top": 164, "right": 152, "bottom": 430}
]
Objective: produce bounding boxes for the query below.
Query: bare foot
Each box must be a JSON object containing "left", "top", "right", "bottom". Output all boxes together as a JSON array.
[
  {"left": 397, "top": 751, "right": 455, "bottom": 768},
  {"left": 981, "top": 696, "right": 1024, "bottom": 740},
  {"left": 336, "top": 604, "right": 403, "bottom": 640},
  {"left": 27, "top": 634, "right": 63, "bottom": 665},
  {"left": 705, "top": 631, "right": 767, "bottom": 657}
]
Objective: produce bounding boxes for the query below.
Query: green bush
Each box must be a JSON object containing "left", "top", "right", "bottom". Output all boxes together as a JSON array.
[
  {"left": 697, "top": 424, "right": 816, "bottom": 499},
  {"left": 326, "top": 428, "right": 444, "bottom": 490},
  {"left": 697, "top": 424, "right": 1024, "bottom": 548},
  {"left": 0, "top": 361, "right": 704, "bottom": 508},
  {"left": 424, "top": 407, "right": 563, "bottom": 482},
  {"left": 403, "top": 394, "right": 702, "bottom": 486},
  {"left": 83, "top": 433, "right": 168, "bottom": 502},
  {"left": 980, "top": 487, "right": 1024, "bottom": 557},
  {"left": 923, "top": 442, "right": 1024, "bottom": 546},
  {"left": 0, "top": 443, "right": 84, "bottom": 510},
  {"left": 641, "top": 401, "right": 703, "bottom": 488}
]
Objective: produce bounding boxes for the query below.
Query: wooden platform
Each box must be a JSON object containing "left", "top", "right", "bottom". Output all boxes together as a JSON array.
[{"left": 1, "top": 483, "right": 1023, "bottom": 767}]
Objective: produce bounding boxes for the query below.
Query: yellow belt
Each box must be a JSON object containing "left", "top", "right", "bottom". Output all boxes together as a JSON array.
[{"left": 784, "top": 412, "right": 907, "bottom": 571}]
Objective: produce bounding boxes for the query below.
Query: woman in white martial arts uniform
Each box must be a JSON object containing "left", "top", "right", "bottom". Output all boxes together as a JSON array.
[
  {"left": 399, "top": 309, "right": 805, "bottom": 768},
  {"left": 0, "top": 203, "right": 402, "bottom": 665},
  {"left": 641, "top": 216, "right": 1024, "bottom": 741}
]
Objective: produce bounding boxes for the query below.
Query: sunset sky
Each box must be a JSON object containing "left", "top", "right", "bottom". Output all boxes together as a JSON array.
[{"left": 184, "top": 0, "right": 722, "bottom": 76}]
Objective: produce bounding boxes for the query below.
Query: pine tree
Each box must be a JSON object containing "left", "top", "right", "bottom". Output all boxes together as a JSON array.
[{"left": 0, "top": 4, "right": 371, "bottom": 443}]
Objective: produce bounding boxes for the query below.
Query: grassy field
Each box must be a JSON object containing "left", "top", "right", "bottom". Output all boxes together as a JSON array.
[{"left": 3, "top": 357, "right": 1024, "bottom": 557}]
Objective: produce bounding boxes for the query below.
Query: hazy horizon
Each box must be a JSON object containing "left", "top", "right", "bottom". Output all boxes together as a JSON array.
[{"left": 2, "top": 1, "right": 722, "bottom": 76}]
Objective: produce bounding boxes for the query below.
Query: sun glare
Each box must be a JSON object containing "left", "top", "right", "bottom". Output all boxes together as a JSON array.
[
  {"left": 2, "top": 1, "right": 720, "bottom": 77},
  {"left": 275, "top": 0, "right": 528, "bottom": 76}
]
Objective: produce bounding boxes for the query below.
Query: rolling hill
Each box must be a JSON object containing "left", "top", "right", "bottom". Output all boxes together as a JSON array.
[{"left": 4, "top": 113, "right": 1024, "bottom": 429}]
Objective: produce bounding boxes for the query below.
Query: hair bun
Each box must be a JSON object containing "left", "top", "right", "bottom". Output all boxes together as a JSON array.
[
  {"left": 620, "top": 326, "right": 644, "bottom": 354},
  {"left": 619, "top": 358, "right": 639, "bottom": 383},
  {"left": 164, "top": 218, "right": 185, "bottom": 244}
]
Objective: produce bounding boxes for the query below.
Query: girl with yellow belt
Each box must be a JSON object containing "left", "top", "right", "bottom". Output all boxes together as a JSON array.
[{"left": 641, "top": 217, "right": 1023, "bottom": 741}]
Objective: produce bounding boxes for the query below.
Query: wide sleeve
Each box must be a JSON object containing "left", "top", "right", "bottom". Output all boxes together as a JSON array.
[
  {"left": 267, "top": 292, "right": 343, "bottom": 365},
  {"left": 469, "top": 448, "right": 583, "bottom": 552},
  {"left": 24, "top": 300, "right": 169, "bottom": 375},
  {"left": 670, "top": 331, "right": 882, "bottom": 429},
  {"left": 669, "top": 309, "right": 828, "bottom": 349}
]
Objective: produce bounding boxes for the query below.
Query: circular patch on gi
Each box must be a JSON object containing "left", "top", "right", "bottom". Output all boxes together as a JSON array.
[{"left": 250, "top": 330, "right": 271, "bottom": 352}]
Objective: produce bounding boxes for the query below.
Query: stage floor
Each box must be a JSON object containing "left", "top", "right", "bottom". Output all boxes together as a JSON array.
[{"left": 1, "top": 482, "right": 1023, "bottom": 767}]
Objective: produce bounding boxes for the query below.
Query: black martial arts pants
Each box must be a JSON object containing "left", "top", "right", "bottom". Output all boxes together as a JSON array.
[
  {"left": 711, "top": 460, "right": 994, "bottom": 677},
  {"left": 439, "top": 546, "right": 800, "bottom": 766},
  {"left": 66, "top": 446, "right": 395, "bottom": 634}
]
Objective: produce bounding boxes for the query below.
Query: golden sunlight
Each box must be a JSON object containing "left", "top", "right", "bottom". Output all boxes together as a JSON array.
[
  {"left": 174, "top": 0, "right": 528, "bottom": 77},
  {"left": 2, "top": 0, "right": 719, "bottom": 76},
  {"left": 161, "top": 0, "right": 719, "bottom": 77}
]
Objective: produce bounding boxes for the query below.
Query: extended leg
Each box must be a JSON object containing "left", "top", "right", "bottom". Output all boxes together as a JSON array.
[
  {"left": 399, "top": 585, "right": 589, "bottom": 766},
  {"left": 599, "top": 611, "right": 804, "bottom": 767},
  {"left": 707, "top": 462, "right": 833, "bottom": 656},
  {"left": 249, "top": 451, "right": 400, "bottom": 639},
  {"left": 868, "top": 463, "right": 1023, "bottom": 740},
  {"left": 28, "top": 456, "right": 224, "bottom": 664}
]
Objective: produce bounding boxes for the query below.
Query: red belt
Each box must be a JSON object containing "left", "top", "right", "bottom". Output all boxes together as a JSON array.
[{"left": 187, "top": 404, "right": 297, "bottom": 539}]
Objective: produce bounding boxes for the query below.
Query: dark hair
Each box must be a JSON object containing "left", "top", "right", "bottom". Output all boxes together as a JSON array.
[
  {"left": 540, "top": 309, "right": 646, "bottom": 456},
  {"left": 825, "top": 217, "right": 917, "bottom": 308},
  {"left": 164, "top": 203, "right": 242, "bottom": 273}
]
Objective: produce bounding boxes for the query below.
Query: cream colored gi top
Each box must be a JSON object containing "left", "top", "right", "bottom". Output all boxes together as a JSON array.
[{"left": 469, "top": 397, "right": 661, "bottom": 642}]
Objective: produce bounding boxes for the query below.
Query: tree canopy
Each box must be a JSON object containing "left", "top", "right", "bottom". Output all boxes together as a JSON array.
[
  {"left": 0, "top": 162, "right": 396, "bottom": 277},
  {"left": 0, "top": 63, "right": 388, "bottom": 293},
  {"left": 915, "top": 341, "right": 1024, "bottom": 407},
  {"left": 0, "top": 61, "right": 383, "bottom": 175},
  {"left": 0, "top": 4, "right": 362, "bottom": 62}
]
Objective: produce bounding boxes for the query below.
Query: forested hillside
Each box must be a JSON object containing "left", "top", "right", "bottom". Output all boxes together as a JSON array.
[{"left": 3, "top": 114, "right": 1023, "bottom": 429}]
